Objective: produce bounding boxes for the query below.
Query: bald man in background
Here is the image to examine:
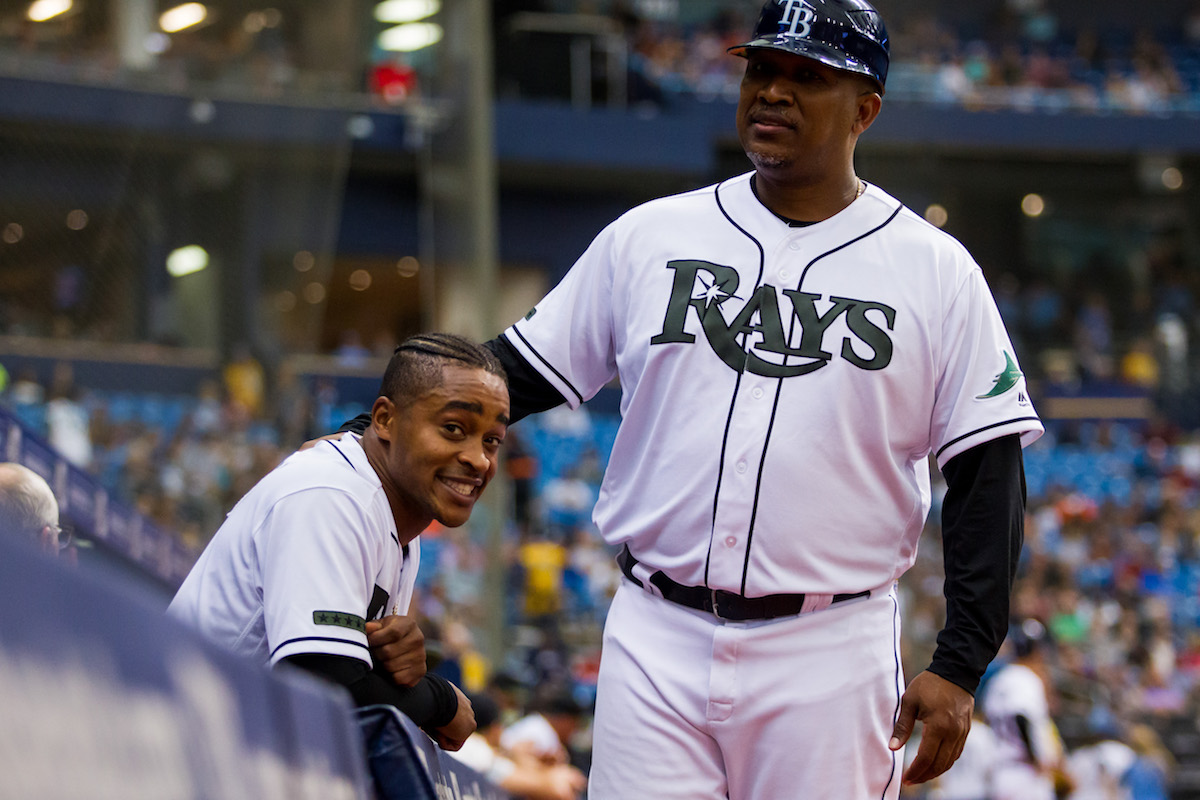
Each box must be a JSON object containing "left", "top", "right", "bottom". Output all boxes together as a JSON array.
[{"left": 0, "top": 462, "right": 63, "bottom": 557}]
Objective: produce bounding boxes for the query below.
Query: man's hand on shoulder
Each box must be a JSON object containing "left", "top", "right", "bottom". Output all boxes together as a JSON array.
[
  {"left": 366, "top": 614, "right": 427, "bottom": 687},
  {"left": 889, "top": 669, "right": 974, "bottom": 785},
  {"left": 298, "top": 432, "right": 346, "bottom": 452}
]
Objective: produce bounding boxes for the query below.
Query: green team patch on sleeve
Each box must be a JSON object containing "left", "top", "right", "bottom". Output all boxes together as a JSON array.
[{"left": 313, "top": 611, "right": 366, "bottom": 633}]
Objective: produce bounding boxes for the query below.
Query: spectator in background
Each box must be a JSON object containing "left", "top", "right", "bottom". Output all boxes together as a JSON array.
[
  {"left": 334, "top": 330, "right": 372, "bottom": 369},
  {"left": 501, "top": 688, "right": 585, "bottom": 768},
  {"left": 0, "top": 462, "right": 62, "bottom": 556},
  {"left": 222, "top": 342, "right": 266, "bottom": 422},
  {"left": 8, "top": 367, "right": 44, "bottom": 406},
  {"left": 272, "top": 361, "right": 313, "bottom": 448},
  {"left": 518, "top": 530, "right": 568, "bottom": 621},
  {"left": 450, "top": 692, "right": 587, "bottom": 800},
  {"left": 45, "top": 362, "right": 93, "bottom": 469},
  {"left": 503, "top": 428, "right": 538, "bottom": 531},
  {"left": 1065, "top": 729, "right": 1135, "bottom": 800},
  {"left": 190, "top": 379, "right": 225, "bottom": 436},
  {"left": 1073, "top": 291, "right": 1115, "bottom": 383},
  {"left": 1122, "top": 723, "right": 1174, "bottom": 800}
]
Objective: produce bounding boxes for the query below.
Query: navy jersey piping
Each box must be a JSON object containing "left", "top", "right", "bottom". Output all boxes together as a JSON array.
[
  {"left": 936, "top": 417, "right": 1041, "bottom": 459},
  {"left": 798, "top": 203, "right": 904, "bottom": 287},
  {"left": 881, "top": 591, "right": 902, "bottom": 798},
  {"left": 741, "top": 200, "right": 904, "bottom": 592},
  {"left": 510, "top": 326, "right": 585, "bottom": 405},
  {"left": 270, "top": 635, "right": 370, "bottom": 658},
  {"left": 329, "top": 441, "right": 356, "bottom": 470},
  {"left": 707, "top": 177, "right": 766, "bottom": 589}
]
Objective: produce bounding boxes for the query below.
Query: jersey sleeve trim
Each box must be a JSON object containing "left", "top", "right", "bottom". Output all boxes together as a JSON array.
[
  {"left": 936, "top": 416, "right": 1043, "bottom": 467},
  {"left": 506, "top": 326, "right": 586, "bottom": 406},
  {"left": 328, "top": 440, "right": 358, "bottom": 470},
  {"left": 269, "top": 635, "right": 371, "bottom": 665}
]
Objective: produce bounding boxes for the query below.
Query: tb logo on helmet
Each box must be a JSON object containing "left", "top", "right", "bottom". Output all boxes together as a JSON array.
[{"left": 779, "top": 0, "right": 817, "bottom": 39}]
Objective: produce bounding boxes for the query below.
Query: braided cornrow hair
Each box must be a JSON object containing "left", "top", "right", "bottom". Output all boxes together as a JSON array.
[{"left": 379, "top": 332, "right": 507, "bottom": 408}]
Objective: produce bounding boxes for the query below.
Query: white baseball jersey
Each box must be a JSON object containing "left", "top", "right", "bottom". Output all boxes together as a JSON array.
[
  {"left": 505, "top": 172, "right": 1043, "bottom": 596},
  {"left": 982, "top": 662, "right": 1062, "bottom": 800},
  {"left": 168, "top": 434, "right": 419, "bottom": 667}
]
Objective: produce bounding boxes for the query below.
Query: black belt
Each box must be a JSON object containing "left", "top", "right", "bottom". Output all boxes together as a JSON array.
[{"left": 617, "top": 545, "right": 869, "bottom": 622}]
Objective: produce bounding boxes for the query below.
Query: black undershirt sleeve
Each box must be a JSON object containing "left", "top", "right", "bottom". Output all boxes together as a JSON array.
[
  {"left": 484, "top": 334, "right": 569, "bottom": 423},
  {"left": 928, "top": 433, "right": 1026, "bottom": 695},
  {"left": 281, "top": 653, "right": 459, "bottom": 729},
  {"left": 336, "top": 333, "right": 567, "bottom": 435}
]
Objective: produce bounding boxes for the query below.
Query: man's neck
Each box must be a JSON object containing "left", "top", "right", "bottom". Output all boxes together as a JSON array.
[
  {"left": 361, "top": 430, "right": 426, "bottom": 544},
  {"left": 750, "top": 172, "right": 862, "bottom": 224}
]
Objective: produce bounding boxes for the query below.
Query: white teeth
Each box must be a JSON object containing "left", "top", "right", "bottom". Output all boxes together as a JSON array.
[{"left": 443, "top": 479, "right": 475, "bottom": 497}]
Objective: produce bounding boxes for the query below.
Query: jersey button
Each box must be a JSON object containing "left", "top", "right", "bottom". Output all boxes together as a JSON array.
[
  {"left": 752, "top": 387, "right": 764, "bottom": 399},
  {"left": 724, "top": 536, "right": 737, "bottom": 548},
  {"left": 735, "top": 460, "right": 748, "bottom": 474},
  {"left": 788, "top": 241, "right": 801, "bottom": 251}
]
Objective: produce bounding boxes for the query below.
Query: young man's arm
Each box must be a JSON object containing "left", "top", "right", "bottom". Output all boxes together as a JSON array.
[{"left": 281, "top": 653, "right": 475, "bottom": 750}]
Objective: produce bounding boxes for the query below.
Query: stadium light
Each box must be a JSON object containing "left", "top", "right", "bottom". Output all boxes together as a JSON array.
[
  {"left": 1021, "top": 193, "right": 1046, "bottom": 218},
  {"left": 160, "top": 3, "right": 208, "bottom": 33},
  {"left": 166, "top": 245, "right": 209, "bottom": 277},
  {"left": 375, "top": 0, "right": 440, "bottom": 23},
  {"left": 27, "top": 0, "right": 72, "bottom": 22},
  {"left": 378, "top": 22, "right": 443, "bottom": 52}
]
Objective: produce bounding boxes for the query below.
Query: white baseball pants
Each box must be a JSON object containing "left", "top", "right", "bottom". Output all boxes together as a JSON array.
[{"left": 589, "top": 578, "right": 905, "bottom": 800}]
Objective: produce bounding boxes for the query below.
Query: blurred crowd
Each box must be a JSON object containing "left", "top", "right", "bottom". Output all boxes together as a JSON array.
[
  {"left": 3, "top": 0, "right": 1200, "bottom": 114},
  {"left": 7, "top": 342, "right": 1200, "bottom": 794},
  {"left": 529, "top": 0, "right": 1200, "bottom": 115}
]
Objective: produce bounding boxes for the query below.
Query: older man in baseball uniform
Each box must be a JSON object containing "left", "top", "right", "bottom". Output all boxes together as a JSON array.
[{"left": 342, "top": 0, "right": 1042, "bottom": 795}]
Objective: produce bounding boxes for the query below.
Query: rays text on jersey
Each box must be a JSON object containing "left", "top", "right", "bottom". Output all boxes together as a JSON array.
[{"left": 650, "top": 259, "right": 896, "bottom": 377}]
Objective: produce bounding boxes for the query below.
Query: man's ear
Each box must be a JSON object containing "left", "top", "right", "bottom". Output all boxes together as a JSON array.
[
  {"left": 853, "top": 89, "right": 882, "bottom": 135},
  {"left": 38, "top": 524, "right": 58, "bottom": 556},
  {"left": 371, "top": 396, "right": 396, "bottom": 441}
]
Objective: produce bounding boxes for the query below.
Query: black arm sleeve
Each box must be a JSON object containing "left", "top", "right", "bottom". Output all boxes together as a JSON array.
[
  {"left": 927, "top": 433, "right": 1026, "bottom": 695},
  {"left": 281, "top": 653, "right": 459, "bottom": 728},
  {"left": 336, "top": 333, "right": 567, "bottom": 435},
  {"left": 484, "top": 334, "right": 568, "bottom": 423}
]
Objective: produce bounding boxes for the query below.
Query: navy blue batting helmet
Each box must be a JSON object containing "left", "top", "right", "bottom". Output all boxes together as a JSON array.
[{"left": 728, "top": 0, "right": 890, "bottom": 91}]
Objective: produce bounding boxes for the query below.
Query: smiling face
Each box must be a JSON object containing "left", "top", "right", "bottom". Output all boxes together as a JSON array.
[
  {"left": 736, "top": 48, "right": 880, "bottom": 187},
  {"left": 370, "top": 364, "right": 509, "bottom": 537}
]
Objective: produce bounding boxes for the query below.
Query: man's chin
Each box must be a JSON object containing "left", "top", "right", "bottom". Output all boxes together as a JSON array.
[
  {"left": 747, "top": 151, "right": 793, "bottom": 172},
  {"left": 434, "top": 504, "right": 474, "bottom": 528}
]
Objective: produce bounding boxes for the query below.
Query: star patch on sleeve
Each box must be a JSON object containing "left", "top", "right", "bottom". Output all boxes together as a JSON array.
[
  {"left": 312, "top": 610, "right": 366, "bottom": 633},
  {"left": 976, "top": 351, "right": 1023, "bottom": 399}
]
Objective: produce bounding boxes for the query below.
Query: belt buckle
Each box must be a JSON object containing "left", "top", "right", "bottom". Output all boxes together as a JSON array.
[{"left": 710, "top": 588, "right": 724, "bottom": 620}]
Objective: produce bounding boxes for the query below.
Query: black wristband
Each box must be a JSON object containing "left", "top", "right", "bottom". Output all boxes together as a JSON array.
[{"left": 422, "top": 673, "right": 460, "bottom": 729}]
